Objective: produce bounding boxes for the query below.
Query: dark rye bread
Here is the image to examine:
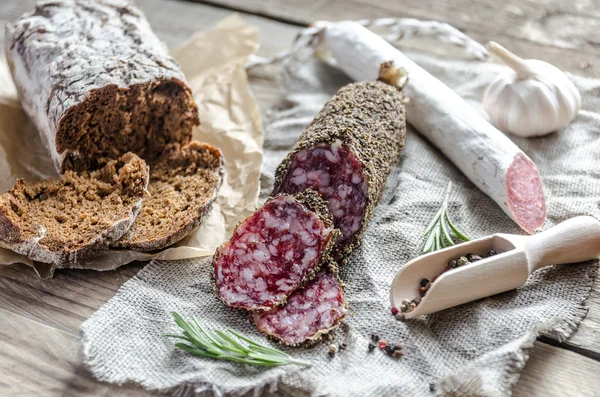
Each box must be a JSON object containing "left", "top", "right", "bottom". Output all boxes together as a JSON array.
[
  {"left": 5, "top": 0, "right": 199, "bottom": 173},
  {"left": 0, "top": 153, "right": 149, "bottom": 265},
  {"left": 114, "top": 141, "right": 223, "bottom": 251}
]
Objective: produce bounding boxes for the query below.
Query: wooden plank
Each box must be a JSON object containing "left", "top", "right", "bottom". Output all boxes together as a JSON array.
[
  {"left": 0, "top": 0, "right": 598, "bottom": 395},
  {"left": 0, "top": 263, "right": 144, "bottom": 334},
  {"left": 513, "top": 341, "right": 600, "bottom": 397},
  {"left": 195, "top": 0, "right": 600, "bottom": 77},
  {"left": 0, "top": 308, "right": 163, "bottom": 397}
]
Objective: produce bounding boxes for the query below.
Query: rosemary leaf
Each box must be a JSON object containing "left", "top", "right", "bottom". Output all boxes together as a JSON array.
[
  {"left": 422, "top": 182, "right": 471, "bottom": 254},
  {"left": 168, "top": 312, "right": 312, "bottom": 368},
  {"left": 445, "top": 212, "right": 470, "bottom": 242}
]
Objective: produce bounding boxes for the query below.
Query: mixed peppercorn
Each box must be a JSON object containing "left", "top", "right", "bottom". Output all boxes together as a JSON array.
[
  {"left": 368, "top": 334, "right": 403, "bottom": 359},
  {"left": 393, "top": 250, "right": 499, "bottom": 315}
]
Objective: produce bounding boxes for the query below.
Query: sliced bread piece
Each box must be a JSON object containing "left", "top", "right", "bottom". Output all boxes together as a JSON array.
[
  {"left": 113, "top": 141, "right": 223, "bottom": 251},
  {"left": 0, "top": 153, "right": 149, "bottom": 265}
]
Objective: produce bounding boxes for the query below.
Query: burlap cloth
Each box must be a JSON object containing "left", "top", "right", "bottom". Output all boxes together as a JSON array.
[{"left": 81, "top": 46, "right": 600, "bottom": 396}]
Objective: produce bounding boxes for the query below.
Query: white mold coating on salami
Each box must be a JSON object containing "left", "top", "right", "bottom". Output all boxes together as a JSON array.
[
  {"left": 251, "top": 271, "right": 347, "bottom": 345},
  {"left": 213, "top": 193, "right": 337, "bottom": 310},
  {"left": 322, "top": 21, "right": 546, "bottom": 233},
  {"left": 278, "top": 140, "right": 368, "bottom": 246}
]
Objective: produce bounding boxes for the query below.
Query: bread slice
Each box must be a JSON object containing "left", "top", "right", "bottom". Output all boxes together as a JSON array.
[
  {"left": 0, "top": 153, "right": 149, "bottom": 265},
  {"left": 113, "top": 141, "right": 223, "bottom": 251}
]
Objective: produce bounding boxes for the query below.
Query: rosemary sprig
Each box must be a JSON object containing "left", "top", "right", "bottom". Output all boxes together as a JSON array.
[
  {"left": 167, "top": 312, "right": 311, "bottom": 368},
  {"left": 422, "top": 182, "right": 470, "bottom": 254}
]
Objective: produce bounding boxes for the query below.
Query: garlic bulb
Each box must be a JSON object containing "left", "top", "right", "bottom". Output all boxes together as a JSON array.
[{"left": 483, "top": 41, "right": 581, "bottom": 138}]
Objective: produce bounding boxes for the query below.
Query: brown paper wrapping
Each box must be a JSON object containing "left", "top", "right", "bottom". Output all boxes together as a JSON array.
[{"left": 0, "top": 15, "right": 263, "bottom": 278}]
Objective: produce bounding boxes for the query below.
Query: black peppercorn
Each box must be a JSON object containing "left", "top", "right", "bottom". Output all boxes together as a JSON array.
[
  {"left": 384, "top": 345, "right": 396, "bottom": 356},
  {"left": 486, "top": 249, "right": 497, "bottom": 257},
  {"left": 429, "top": 383, "right": 436, "bottom": 392},
  {"left": 371, "top": 334, "right": 380, "bottom": 343},
  {"left": 420, "top": 278, "right": 430, "bottom": 287},
  {"left": 368, "top": 343, "right": 376, "bottom": 352}
]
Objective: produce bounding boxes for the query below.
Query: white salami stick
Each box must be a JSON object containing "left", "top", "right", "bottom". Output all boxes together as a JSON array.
[{"left": 320, "top": 21, "right": 546, "bottom": 234}]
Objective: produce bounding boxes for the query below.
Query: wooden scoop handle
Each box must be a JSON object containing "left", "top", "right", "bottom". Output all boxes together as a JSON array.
[{"left": 526, "top": 216, "right": 600, "bottom": 273}]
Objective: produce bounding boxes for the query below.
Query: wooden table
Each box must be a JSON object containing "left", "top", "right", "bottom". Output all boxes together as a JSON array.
[{"left": 1, "top": 0, "right": 599, "bottom": 396}]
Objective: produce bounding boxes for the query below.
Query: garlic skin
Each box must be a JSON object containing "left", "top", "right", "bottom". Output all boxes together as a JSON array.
[{"left": 483, "top": 42, "right": 581, "bottom": 138}]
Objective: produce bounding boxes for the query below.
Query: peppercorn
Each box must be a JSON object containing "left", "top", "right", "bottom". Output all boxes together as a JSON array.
[
  {"left": 395, "top": 313, "right": 405, "bottom": 321},
  {"left": 401, "top": 298, "right": 411, "bottom": 306},
  {"left": 339, "top": 342, "right": 347, "bottom": 352},
  {"left": 368, "top": 343, "right": 376, "bottom": 352},
  {"left": 466, "top": 253, "right": 482, "bottom": 262},
  {"left": 384, "top": 345, "right": 396, "bottom": 356},
  {"left": 391, "top": 307, "right": 399, "bottom": 315},
  {"left": 456, "top": 256, "right": 470, "bottom": 267},
  {"left": 419, "top": 286, "right": 426, "bottom": 296},
  {"left": 486, "top": 249, "right": 497, "bottom": 257},
  {"left": 328, "top": 344, "right": 336, "bottom": 356},
  {"left": 392, "top": 349, "right": 403, "bottom": 359},
  {"left": 401, "top": 303, "right": 409, "bottom": 312},
  {"left": 409, "top": 301, "right": 417, "bottom": 311},
  {"left": 420, "top": 278, "right": 429, "bottom": 287},
  {"left": 413, "top": 296, "right": 421, "bottom": 304},
  {"left": 371, "top": 334, "right": 380, "bottom": 343},
  {"left": 429, "top": 383, "right": 436, "bottom": 392},
  {"left": 448, "top": 259, "right": 457, "bottom": 268},
  {"left": 378, "top": 340, "right": 388, "bottom": 349}
]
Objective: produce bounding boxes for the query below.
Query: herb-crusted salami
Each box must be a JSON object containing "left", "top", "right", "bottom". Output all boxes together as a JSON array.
[
  {"left": 251, "top": 271, "right": 348, "bottom": 345},
  {"left": 213, "top": 190, "right": 339, "bottom": 311},
  {"left": 273, "top": 80, "right": 406, "bottom": 262},
  {"left": 5, "top": 0, "right": 199, "bottom": 173}
]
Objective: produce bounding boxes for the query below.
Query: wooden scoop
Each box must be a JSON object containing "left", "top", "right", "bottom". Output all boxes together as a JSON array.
[{"left": 390, "top": 216, "right": 600, "bottom": 319}]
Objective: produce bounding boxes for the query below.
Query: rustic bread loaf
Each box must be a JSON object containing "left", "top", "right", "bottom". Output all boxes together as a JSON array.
[
  {"left": 5, "top": 0, "right": 199, "bottom": 173},
  {"left": 0, "top": 153, "right": 149, "bottom": 265},
  {"left": 114, "top": 141, "right": 223, "bottom": 251}
]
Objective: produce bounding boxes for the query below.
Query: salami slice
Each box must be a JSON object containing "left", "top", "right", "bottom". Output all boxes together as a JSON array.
[
  {"left": 273, "top": 81, "right": 406, "bottom": 262},
  {"left": 251, "top": 271, "right": 348, "bottom": 345},
  {"left": 213, "top": 190, "right": 339, "bottom": 311}
]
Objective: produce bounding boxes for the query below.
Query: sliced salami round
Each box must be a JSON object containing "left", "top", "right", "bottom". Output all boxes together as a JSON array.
[
  {"left": 273, "top": 81, "right": 406, "bottom": 262},
  {"left": 213, "top": 190, "right": 339, "bottom": 311},
  {"left": 251, "top": 271, "right": 348, "bottom": 345}
]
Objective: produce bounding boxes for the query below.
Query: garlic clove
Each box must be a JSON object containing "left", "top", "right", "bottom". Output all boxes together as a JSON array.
[{"left": 483, "top": 42, "right": 581, "bottom": 138}]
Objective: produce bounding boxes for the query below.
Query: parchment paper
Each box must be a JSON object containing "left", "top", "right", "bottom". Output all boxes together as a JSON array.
[{"left": 0, "top": 15, "right": 263, "bottom": 278}]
